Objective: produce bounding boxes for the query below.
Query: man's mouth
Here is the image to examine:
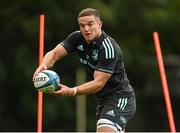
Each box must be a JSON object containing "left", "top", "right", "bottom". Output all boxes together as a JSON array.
[{"left": 85, "top": 33, "right": 91, "bottom": 37}]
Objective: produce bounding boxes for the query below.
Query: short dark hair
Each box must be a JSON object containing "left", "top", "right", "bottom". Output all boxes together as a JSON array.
[{"left": 78, "top": 8, "right": 100, "bottom": 19}]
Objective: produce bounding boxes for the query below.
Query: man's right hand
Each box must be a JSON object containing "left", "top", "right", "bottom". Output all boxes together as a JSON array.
[{"left": 32, "top": 64, "right": 48, "bottom": 81}]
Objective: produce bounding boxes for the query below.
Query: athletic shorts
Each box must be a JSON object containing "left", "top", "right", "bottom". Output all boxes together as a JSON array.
[{"left": 96, "top": 91, "right": 136, "bottom": 131}]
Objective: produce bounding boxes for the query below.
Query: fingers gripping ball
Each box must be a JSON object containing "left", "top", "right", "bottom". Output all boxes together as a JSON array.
[{"left": 34, "top": 70, "right": 60, "bottom": 93}]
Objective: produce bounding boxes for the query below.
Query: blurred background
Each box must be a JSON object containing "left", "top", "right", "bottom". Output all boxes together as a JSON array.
[{"left": 0, "top": 0, "right": 179, "bottom": 132}]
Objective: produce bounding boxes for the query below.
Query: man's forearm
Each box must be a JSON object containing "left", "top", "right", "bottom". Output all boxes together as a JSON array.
[
  {"left": 75, "top": 80, "right": 103, "bottom": 95},
  {"left": 75, "top": 71, "right": 111, "bottom": 95},
  {"left": 41, "top": 51, "right": 57, "bottom": 69},
  {"left": 41, "top": 44, "right": 68, "bottom": 69}
]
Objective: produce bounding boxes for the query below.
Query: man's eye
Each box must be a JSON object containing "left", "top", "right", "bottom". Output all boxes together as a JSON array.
[
  {"left": 88, "top": 23, "right": 93, "bottom": 26},
  {"left": 80, "top": 25, "right": 85, "bottom": 27}
]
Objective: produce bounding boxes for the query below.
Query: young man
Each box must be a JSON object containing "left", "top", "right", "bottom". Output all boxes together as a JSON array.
[{"left": 33, "top": 8, "right": 136, "bottom": 132}]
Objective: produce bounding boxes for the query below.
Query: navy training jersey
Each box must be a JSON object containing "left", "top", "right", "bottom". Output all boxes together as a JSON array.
[{"left": 61, "top": 31, "right": 134, "bottom": 99}]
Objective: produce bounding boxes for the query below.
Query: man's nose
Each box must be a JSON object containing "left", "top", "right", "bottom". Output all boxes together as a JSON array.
[{"left": 84, "top": 25, "right": 89, "bottom": 31}]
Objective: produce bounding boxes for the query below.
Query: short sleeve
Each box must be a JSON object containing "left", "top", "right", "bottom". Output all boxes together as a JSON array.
[
  {"left": 96, "top": 52, "right": 118, "bottom": 74},
  {"left": 96, "top": 38, "right": 119, "bottom": 74},
  {"left": 61, "top": 31, "right": 81, "bottom": 54}
]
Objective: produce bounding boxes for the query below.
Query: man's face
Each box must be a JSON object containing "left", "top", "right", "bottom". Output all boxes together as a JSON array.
[{"left": 78, "top": 15, "right": 102, "bottom": 43}]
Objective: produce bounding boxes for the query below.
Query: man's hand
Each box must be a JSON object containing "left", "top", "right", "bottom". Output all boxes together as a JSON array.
[
  {"left": 51, "top": 84, "right": 75, "bottom": 96},
  {"left": 32, "top": 64, "right": 47, "bottom": 81}
]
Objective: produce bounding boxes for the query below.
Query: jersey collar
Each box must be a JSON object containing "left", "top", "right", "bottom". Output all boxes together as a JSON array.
[
  {"left": 92, "top": 31, "right": 105, "bottom": 45},
  {"left": 84, "top": 31, "right": 106, "bottom": 48}
]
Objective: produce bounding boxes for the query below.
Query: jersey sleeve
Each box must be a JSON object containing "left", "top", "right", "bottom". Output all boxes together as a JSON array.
[
  {"left": 61, "top": 31, "right": 81, "bottom": 54},
  {"left": 95, "top": 38, "right": 119, "bottom": 74}
]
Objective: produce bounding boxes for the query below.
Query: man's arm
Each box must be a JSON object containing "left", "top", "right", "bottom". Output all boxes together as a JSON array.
[
  {"left": 53, "top": 70, "right": 112, "bottom": 96},
  {"left": 33, "top": 43, "right": 67, "bottom": 79}
]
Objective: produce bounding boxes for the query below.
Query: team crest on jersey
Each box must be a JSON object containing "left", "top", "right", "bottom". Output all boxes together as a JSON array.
[
  {"left": 92, "top": 50, "right": 98, "bottom": 61},
  {"left": 77, "top": 45, "right": 84, "bottom": 51}
]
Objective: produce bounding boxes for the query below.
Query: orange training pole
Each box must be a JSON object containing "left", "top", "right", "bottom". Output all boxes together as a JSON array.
[
  {"left": 153, "top": 32, "right": 176, "bottom": 132},
  {"left": 37, "top": 14, "right": 44, "bottom": 132}
]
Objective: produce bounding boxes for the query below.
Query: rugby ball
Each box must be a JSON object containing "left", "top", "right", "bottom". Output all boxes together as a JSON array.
[{"left": 34, "top": 70, "right": 60, "bottom": 93}]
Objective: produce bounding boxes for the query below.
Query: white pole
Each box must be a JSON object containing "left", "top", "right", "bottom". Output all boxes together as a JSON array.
[{"left": 76, "top": 67, "right": 86, "bottom": 132}]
